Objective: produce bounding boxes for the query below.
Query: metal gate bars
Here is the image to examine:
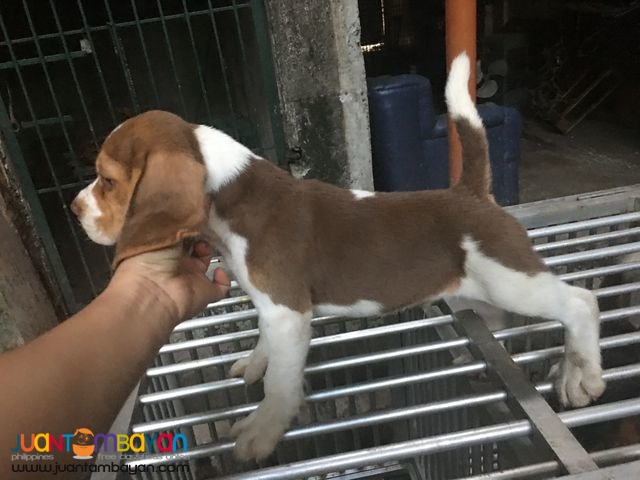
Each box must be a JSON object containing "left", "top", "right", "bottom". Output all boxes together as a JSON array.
[{"left": 0, "top": 0, "right": 284, "bottom": 312}]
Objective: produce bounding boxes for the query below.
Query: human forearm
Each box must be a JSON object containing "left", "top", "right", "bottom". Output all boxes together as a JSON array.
[
  {"left": 0, "top": 278, "right": 176, "bottom": 454},
  {"left": 0, "top": 242, "right": 228, "bottom": 479}
]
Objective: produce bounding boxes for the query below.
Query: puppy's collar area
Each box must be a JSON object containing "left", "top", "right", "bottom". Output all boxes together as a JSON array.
[
  {"left": 112, "top": 229, "right": 203, "bottom": 269},
  {"left": 194, "top": 125, "right": 257, "bottom": 193}
]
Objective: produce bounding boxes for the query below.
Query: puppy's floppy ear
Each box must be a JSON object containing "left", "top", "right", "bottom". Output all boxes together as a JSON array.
[{"left": 113, "top": 151, "right": 210, "bottom": 268}]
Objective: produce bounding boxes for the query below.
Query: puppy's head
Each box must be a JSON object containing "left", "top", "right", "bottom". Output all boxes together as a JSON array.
[{"left": 71, "top": 110, "right": 209, "bottom": 267}]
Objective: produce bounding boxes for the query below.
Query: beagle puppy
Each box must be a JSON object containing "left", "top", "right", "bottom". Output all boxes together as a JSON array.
[{"left": 71, "top": 54, "right": 605, "bottom": 461}]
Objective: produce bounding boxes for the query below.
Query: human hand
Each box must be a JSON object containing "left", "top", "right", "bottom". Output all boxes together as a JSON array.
[{"left": 110, "top": 241, "right": 230, "bottom": 324}]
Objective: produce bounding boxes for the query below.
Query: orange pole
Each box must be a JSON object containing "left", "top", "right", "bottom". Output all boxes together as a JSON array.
[{"left": 446, "top": 0, "right": 476, "bottom": 186}]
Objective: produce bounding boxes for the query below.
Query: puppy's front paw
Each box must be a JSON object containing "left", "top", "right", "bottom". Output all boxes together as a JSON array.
[
  {"left": 230, "top": 403, "right": 290, "bottom": 461},
  {"left": 551, "top": 352, "right": 605, "bottom": 408},
  {"left": 229, "top": 354, "right": 267, "bottom": 385}
]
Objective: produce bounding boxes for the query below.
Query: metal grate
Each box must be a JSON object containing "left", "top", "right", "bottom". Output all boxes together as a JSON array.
[
  {"left": 126, "top": 185, "right": 640, "bottom": 479},
  {"left": 0, "top": 0, "right": 283, "bottom": 312}
]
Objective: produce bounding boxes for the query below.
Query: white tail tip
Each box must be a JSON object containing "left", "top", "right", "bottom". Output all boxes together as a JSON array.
[{"left": 445, "top": 52, "right": 483, "bottom": 129}]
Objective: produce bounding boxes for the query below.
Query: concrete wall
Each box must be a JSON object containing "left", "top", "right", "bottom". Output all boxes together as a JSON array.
[
  {"left": 266, "top": 0, "right": 374, "bottom": 189},
  {"left": 0, "top": 194, "right": 57, "bottom": 350},
  {"left": 0, "top": 140, "right": 58, "bottom": 351}
]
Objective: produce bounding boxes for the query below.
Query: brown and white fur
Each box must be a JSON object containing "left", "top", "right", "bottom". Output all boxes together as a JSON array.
[{"left": 71, "top": 54, "right": 605, "bottom": 460}]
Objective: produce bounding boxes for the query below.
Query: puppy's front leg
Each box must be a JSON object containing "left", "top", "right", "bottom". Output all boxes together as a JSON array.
[
  {"left": 229, "top": 329, "right": 268, "bottom": 384},
  {"left": 230, "top": 305, "right": 312, "bottom": 461}
]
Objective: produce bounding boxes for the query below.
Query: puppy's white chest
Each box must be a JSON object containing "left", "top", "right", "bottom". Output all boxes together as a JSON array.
[
  {"left": 208, "top": 209, "right": 277, "bottom": 313},
  {"left": 208, "top": 214, "right": 250, "bottom": 287}
]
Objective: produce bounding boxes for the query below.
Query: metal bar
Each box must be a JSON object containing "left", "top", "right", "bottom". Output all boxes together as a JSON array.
[
  {"left": 130, "top": 0, "right": 161, "bottom": 106},
  {"left": 205, "top": 0, "right": 241, "bottom": 138},
  {"left": 132, "top": 362, "right": 640, "bottom": 437},
  {"left": 163, "top": 280, "right": 638, "bottom": 352},
  {"left": 231, "top": 0, "right": 285, "bottom": 160},
  {"left": 510, "top": 331, "right": 640, "bottom": 364},
  {"left": 507, "top": 185, "right": 640, "bottom": 231},
  {"left": 461, "top": 444, "right": 640, "bottom": 480},
  {"left": 146, "top": 350, "right": 245, "bottom": 377},
  {"left": 249, "top": 0, "right": 287, "bottom": 164},
  {"left": 203, "top": 294, "right": 252, "bottom": 310},
  {"left": 231, "top": 0, "right": 251, "bottom": 93},
  {"left": 150, "top": 304, "right": 640, "bottom": 377},
  {"left": 559, "top": 261, "right": 640, "bottom": 282},
  {"left": 159, "top": 327, "right": 258, "bottom": 353},
  {"left": 311, "top": 315, "right": 452, "bottom": 347},
  {"left": 179, "top": 326, "right": 220, "bottom": 452},
  {"left": 534, "top": 226, "right": 640, "bottom": 253},
  {"left": 127, "top": 397, "right": 640, "bottom": 471},
  {"left": 595, "top": 281, "right": 640, "bottom": 298},
  {"left": 528, "top": 211, "right": 640, "bottom": 239},
  {"left": 75, "top": 0, "right": 117, "bottom": 124},
  {"left": 0, "top": 51, "right": 89, "bottom": 69},
  {"left": 556, "top": 460, "right": 640, "bottom": 480},
  {"left": 0, "top": 4, "right": 254, "bottom": 48},
  {"left": 173, "top": 307, "right": 258, "bottom": 332},
  {"left": 133, "top": 403, "right": 257, "bottom": 434},
  {"left": 48, "top": 0, "right": 99, "bottom": 148},
  {"left": 322, "top": 464, "right": 407, "bottom": 480},
  {"left": 48, "top": 0, "right": 112, "bottom": 270},
  {"left": 168, "top": 392, "right": 513, "bottom": 458},
  {"left": 149, "top": 336, "right": 467, "bottom": 378},
  {"left": 181, "top": 0, "right": 213, "bottom": 123},
  {"left": 37, "top": 180, "right": 91, "bottom": 195},
  {"left": 139, "top": 331, "right": 640, "bottom": 405},
  {"left": 139, "top": 377, "right": 244, "bottom": 404},
  {"left": 161, "top": 314, "right": 453, "bottom": 353},
  {"left": 103, "top": 0, "right": 140, "bottom": 112},
  {"left": 155, "top": 0, "right": 188, "bottom": 117},
  {"left": 305, "top": 336, "right": 468, "bottom": 374},
  {"left": 599, "top": 304, "right": 640, "bottom": 322},
  {"left": 17, "top": 115, "right": 73, "bottom": 129},
  {"left": 161, "top": 317, "right": 456, "bottom": 376},
  {"left": 544, "top": 241, "right": 640, "bottom": 267},
  {"left": 1, "top": 4, "right": 97, "bottom": 303},
  {"left": 0, "top": 99, "right": 76, "bottom": 310},
  {"left": 141, "top": 360, "right": 484, "bottom": 406},
  {"left": 454, "top": 310, "right": 597, "bottom": 474},
  {"left": 20, "top": 0, "right": 100, "bottom": 296},
  {"left": 492, "top": 304, "right": 640, "bottom": 340}
]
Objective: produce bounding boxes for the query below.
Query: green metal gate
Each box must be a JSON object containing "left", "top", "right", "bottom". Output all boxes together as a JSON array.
[{"left": 0, "top": 0, "right": 284, "bottom": 312}]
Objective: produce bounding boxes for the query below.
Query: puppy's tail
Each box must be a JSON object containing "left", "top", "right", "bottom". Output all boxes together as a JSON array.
[{"left": 445, "top": 52, "right": 491, "bottom": 198}]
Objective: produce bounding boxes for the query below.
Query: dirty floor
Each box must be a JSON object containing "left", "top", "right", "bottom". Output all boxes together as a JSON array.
[{"left": 519, "top": 118, "right": 640, "bottom": 203}]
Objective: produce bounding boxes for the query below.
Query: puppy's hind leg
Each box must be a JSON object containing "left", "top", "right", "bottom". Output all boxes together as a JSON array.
[
  {"left": 457, "top": 237, "right": 605, "bottom": 407},
  {"left": 230, "top": 305, "right": 312, "bottom": 461},
  {"left": 547, "top": 286, "right": 605, "bottom": 407}
]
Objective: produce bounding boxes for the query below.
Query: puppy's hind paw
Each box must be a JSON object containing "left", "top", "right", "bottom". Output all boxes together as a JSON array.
[
  {"left": 551, "top": 355, "right": 606, "bottom": 408},
  {"left": 230, "top": 405, "right": 289, "bottom": 461}
]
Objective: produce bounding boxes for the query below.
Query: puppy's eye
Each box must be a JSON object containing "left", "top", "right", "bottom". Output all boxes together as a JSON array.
[{"left": 101, "top": 176, "right": 115, "bottom": 190}]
